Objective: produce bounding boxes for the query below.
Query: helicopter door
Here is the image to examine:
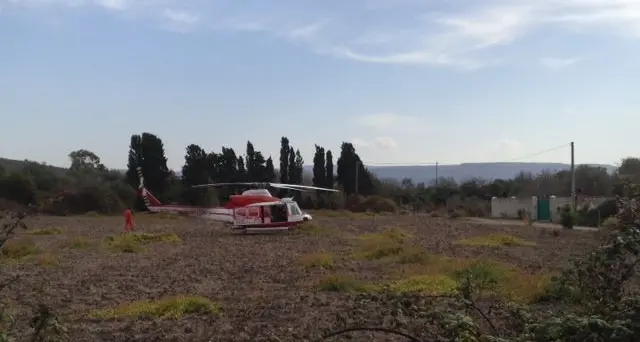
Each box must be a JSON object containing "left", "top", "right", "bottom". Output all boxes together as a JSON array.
[{"left": 270, "top": 204, "right": 288, "bottom": 223}]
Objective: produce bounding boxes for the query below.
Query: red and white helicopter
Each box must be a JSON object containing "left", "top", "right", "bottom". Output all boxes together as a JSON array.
[{"left": 136, "top": 167, "right": 339, "bottom": 232}]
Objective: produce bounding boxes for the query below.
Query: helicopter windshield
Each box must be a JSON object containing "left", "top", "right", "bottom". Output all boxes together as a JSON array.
[{"left": 288, "top": 202, "right": 302, "bottom": 216}]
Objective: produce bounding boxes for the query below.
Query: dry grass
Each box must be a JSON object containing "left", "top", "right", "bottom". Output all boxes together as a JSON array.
[
  {"left": 1, "top": 237, "right": 39, "bottom": 259},
  {"left": 59, "top": 237, "right": 92, "bottom": 249},
  {"left": 27, "top": 227, "right": 63, "bottom": 236},
  {"left": 34, "top": 253, "right": 59, "bottom": 267},
  {"left": 454, "top": 233, "right": 536, "bottom": 247},
  {"left": 1, "top": 214, "right": 596, "bottom": 341},
  {"left": 102, "top": 232, "right": 181, "bottom": 253},
  {"left": 299, "top": 251, "right": 334, "bottom": 269},
  {"left": 89, "top": 295, "right": 221, "bottom": 319}
]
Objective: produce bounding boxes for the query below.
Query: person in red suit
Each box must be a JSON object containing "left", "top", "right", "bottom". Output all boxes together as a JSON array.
[{"left": 124, "top": 209, "right": 134, "bottom": 231}]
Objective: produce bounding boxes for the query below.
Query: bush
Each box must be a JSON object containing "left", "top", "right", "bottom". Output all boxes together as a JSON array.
[
  {"left": 360, "top": 196, "right": 398, "bottom": 213},
  {"left": 560, "top": 204, "right": 577, "bottom": 229}
]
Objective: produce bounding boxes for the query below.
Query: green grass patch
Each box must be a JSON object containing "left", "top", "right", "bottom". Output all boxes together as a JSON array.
[
  {"left": 389, "top": 275, "right": 459, "bottom": 295},
  {"left": 59, "top": 237, "right": 92, "bottom": 249},
  {"left": 299, "top": 251, "right": 334, "bottom": 269},
  {"left": 89, "top": 295, "right": 220, "bottom": 319},
  {"left": 0, "top": 237, "right": 39, "bottom": 259},
  {"left": 355, "top": 227, "right": 412, "bottom": 260},
  {"left": 453, "top": 233, "right": 536, "bottom": 247},
  {"left": 27, "top": 227, "right": 63, "bottom": 236},
  {"left": 103, "top": 232, "right": 181, "bottom": 253},
  {"left": 383, "top": 254, "right": 553, "bottom": 303}
]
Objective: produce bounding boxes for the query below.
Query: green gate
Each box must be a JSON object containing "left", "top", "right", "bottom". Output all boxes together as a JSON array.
[{"left": 537, "top": 198, "right": 551, "bottom": 221}]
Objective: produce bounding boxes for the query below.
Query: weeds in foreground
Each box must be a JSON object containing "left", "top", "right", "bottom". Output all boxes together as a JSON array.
[
  {"left": 319, "top": 185, "right": 640, "bottom": 341},
  {"left": 89, "top": 295, "right": 220, "bottom": 319},
  {"left": 0, "top": 237, "right": 39, "bottom": 259},
  {"left": 1, "top": 211, "right": 68, "bottom": 342},
  {"left": 299, "top": 251, "right": 335, "bottom": 269},
  {"left": 58, "top": 237, "right": 91, "bottom": 249},
  {"left": 102, "top": 232, "right": 181, "bottom": 253},
  {"left": 28, "top": 227, "right": 63, "bottom": 236},
  {"left": 454, "top": 233, "right": 536, "bottom": 247}
]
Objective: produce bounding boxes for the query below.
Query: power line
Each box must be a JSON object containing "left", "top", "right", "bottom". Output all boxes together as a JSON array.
[{"left": 361, "top": 142, "right": 571, "bottom": 166}]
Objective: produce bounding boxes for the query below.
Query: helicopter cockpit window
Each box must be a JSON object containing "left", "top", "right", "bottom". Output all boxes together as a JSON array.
[{"left": 289, "top": 203, "right": 302, "bottom": 216}]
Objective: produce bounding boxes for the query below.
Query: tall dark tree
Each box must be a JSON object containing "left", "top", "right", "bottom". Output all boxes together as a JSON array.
[
  {"left": 312, "top": 145, "right": 326, "bottom": 187},
  {"left": 279, "top": 137, "right": 290, "bottom": 184},
  {"left": 246, "top": 141, "right": 255, "bottom": 180},
  {"left": 291, "top": 149, "right": 304, "bottom": 185},
  {"left": 125, "top": 132, "right": 170, "bottom": 208},
  {"left": 237, "top": 156, "right": 247, "bottom": 182},
  {"left": 252, "top": 151, "right": 267, "bottom": 182},
  {"left": 325, "top": 150, "right": 334, "bottom": 189},
  {"left": 264, "top": 157, "right": 276, "bottom": 182},
  {"left": 206, "top": 152, "right": 220, "bottom": 183},
  {"left": 217, "top": 147, "right": 238, "bottom": 183},
  {"left": 336, "top": 142, "right": 373, "bottom": 196},
  {"left": 181, "top": 144, "right": 210, "bottom": 205},
  {"left": 288, "top": 147, "right": 297, "bottom": 184}
]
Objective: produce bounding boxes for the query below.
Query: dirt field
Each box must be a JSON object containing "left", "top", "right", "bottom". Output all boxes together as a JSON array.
[{"left": 1, "top": 212, "right": 601, "bottom": 341}]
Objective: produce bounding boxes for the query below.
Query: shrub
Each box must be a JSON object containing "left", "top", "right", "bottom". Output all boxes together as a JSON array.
[{"left": 560, "top": 204, "right": 577, "bottom": 229}]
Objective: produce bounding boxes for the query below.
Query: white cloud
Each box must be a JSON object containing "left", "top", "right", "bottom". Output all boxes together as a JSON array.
[
  {"left": 7, "top": 0, "right": 640, "bottom": 69},
  {"left": 351, "top": 137, "right": 399, "bottom": 150},
  {"left": 373, "top": 136, "right": 398, "bottom": 149},
  {"left": 163, "top": 9, "right": 198, "bottom": 25},
  {"left": 352, "top": 112, "right": 425, "bottom": 132},
  {"left": 540, "top": 57, "right": 580, "bottom": 69}
]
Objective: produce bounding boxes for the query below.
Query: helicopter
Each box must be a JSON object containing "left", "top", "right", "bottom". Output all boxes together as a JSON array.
[{"left": 136, "top": 167, "right": 339, "bottom": 232}]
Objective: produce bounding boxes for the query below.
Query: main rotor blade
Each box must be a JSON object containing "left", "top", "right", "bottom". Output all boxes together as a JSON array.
[
  {"left": 268, "top": 183, "right": 340, "bottom": 192},
  {"left": 191, "top": 182, "right": 261, "bottom": 188},
  {"left": 269, "top": 183, "right": 309, "bottom": 192}
]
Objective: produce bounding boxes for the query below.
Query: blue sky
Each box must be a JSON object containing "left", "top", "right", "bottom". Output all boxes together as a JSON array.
[{"left": 1, "top": 0, "right": 639, "bottom": 170}]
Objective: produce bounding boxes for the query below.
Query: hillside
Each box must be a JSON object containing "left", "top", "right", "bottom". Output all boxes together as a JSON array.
[
  {"left": 305, "top": 162, "right": 617, "bottom": 184},
  {"left": 1, "top": 157, "right": 616, "bottom": 184}
]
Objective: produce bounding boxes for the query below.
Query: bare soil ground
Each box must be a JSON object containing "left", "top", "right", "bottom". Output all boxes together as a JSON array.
[{"left": 1, "top": 213, "right": 601, "bottom": 341}]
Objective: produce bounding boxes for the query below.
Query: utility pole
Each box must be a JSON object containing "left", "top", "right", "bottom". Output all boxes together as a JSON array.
[
  {"left": 435, "top": 162, "right": 439, "bottom": 188},
  {"left": 570, "top": 141, "right": 576, "bottom": 211},
  {"left": 355, "top": 160, "right": 359, "bottom": 196}
]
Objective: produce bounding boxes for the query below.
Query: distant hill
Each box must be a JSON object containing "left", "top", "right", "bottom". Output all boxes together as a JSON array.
[
  {"left": 305, "top": 162, "right": 617, "bottom": 184},
  {"left": 1, "top": 157, "right": 616, "bottom": 184}
]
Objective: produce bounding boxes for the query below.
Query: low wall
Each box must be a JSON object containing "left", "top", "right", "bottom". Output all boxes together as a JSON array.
[
  {"left": 490, "top": 197, "right": 537, "bottom": 220},
  {"left": 550, "top": 196, "right": 611, "bottom": 223},
  {"left": 492, "top": 196, "right": 613, "bottom": 223}
]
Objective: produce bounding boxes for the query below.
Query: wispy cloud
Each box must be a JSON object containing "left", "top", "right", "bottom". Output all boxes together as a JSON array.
[
  {"left": 6, "top": 0, "right": 640, "bottom": 69},
  {"left": 352, "top": 112, "right": 424, "bottom": 132},
  {"left": 351, "top": 137, "right": 399, "bottom": 150},
  {"left": 540, "top": 57, "right": 581, "bottom": 69}
]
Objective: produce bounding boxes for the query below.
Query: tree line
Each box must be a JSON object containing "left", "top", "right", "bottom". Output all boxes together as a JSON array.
[{"left": 1, "top": 131, "right": 639, "bottom": 215}]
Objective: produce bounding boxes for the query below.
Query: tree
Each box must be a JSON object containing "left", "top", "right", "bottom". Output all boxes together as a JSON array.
[
  {"left": 312, "top": 145, "right": 326, "bottom": 187},
  {"left": 287, "top": 146, "right": 297, "bottom": 184},
  {"left": 245, "top": 141, "right": 255, "bottom": 180},
  {"left": 279, "top": 137, "right": 290, "bottom": 184},
  {"left": 125, "top": 132, "right": 170, "bottom": 207},
  {"left": 21, "top": 161, "right": 59, "bottom": 192},
  {"left": 181, "top": 144, "right": 210, "bottom": 205},
  {"left": 264, "top": 157, "right": 276, "bottom": 182},
  {"left": 68, "top": 149, "right": 106, "bottom": 174},
  {"left": 0, "top": 173, "right": 36, "bottom": 205},
  {"left": 237, "top": 156, "right": 247, "bottom": 182},
  {"left": 336, "top": 142, "right": 373, "bottom": 195},
  {"left": 325, "top": 150, "right": 334, "bottom": 189}
]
